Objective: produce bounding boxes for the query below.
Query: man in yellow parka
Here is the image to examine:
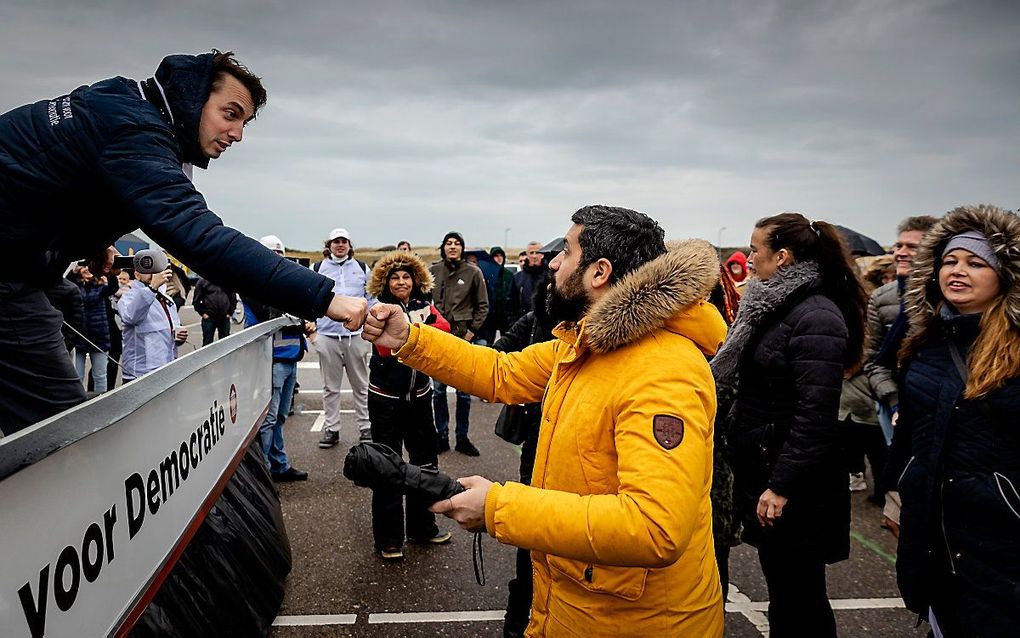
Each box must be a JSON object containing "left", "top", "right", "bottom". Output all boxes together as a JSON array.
[{"left": 363, "top": 205, "right": 727, "bottom": 637}]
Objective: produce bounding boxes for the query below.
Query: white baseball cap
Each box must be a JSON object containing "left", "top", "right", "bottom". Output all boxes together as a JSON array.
[
  {"left": 328, "top": 228, "right": 351, "bottom": 242},
  {"left": 259, "top": 234, "right": 285, "bottom": 254}
]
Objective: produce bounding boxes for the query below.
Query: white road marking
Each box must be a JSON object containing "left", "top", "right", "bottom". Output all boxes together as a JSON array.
[
  {"left": 273, "top": 614, "right": 357, "bottom": 626},
  {"left": 272, "top": 595, "right": 907, "bottom": 629},
  {"left": 369, "top": 610, "right": 506, "bottom": 624},
  {"left": 302, "top": 410, "right": 354, "bottom": 415},
  {"left": 727, "top": 584, "right": 771, "bottom": 636},
  {"left": 310, "top": 415, "right": 326, "bottom": 432}
]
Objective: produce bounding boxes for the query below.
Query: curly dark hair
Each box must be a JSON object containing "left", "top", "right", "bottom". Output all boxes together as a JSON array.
[{"left": 570, "top": 205, "right": 667, "bottom": 284}]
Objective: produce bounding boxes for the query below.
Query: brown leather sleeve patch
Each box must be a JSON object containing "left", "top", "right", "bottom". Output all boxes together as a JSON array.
[{"left": 652, "top": 415, "right": 685, "bottom": 450}]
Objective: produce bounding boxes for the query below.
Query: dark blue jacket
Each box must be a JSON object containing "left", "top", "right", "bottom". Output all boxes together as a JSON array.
[
  {"left": 72, "top": 280, "right": 112, "bottom": 352},
  {"left": 894, "top": 314, "right": 1020, "bottom": 632},
  {"left": 0, "top": 53, "right": 333, "bottom": 318}
]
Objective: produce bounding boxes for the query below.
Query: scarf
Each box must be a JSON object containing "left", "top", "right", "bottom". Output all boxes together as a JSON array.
[{"left": 710, "top": 260, "right": 822, "bottom": 388}]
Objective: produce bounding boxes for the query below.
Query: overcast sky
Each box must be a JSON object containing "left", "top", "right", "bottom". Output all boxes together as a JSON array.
[{"left": 2, "top": 0, "right": 1018, "bottom": 251}]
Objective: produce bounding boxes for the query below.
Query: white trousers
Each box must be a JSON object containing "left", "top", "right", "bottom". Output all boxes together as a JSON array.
[{"left": 315, "top": 335, "right": 371, "bottom": 434}]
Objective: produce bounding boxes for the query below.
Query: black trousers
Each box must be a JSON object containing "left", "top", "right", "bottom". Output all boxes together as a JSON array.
[
  {"left": 841, "top": 418, "right": 887, "bottom": 496},
  {"left": 758, "top": 543, "right": 836, "bottom": 638},
  {"left": 367, "top": 391, "right": 440, "bottom": 550},
  {"left": 201, "top": 315, "right": 231, "bottom": 346},
  {"left": 0, "top": 283, "right": 87, "bottom": 435},
  {"left": 505, "top": 417, "right": 541, "bottom": 635}
]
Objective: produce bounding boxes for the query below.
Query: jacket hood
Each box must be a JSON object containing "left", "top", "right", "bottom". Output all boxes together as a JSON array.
[
  {"left": 904, "top": 204, "right": 1020, "bottom": 336},
  {"left": 725, "top": 251, "right": 748, "bottom": 269},
  {"left": 585, "top": 239, "right": 723, "bottom": 353},
  {"left": 153, "top": 53, "right": 214, "bottom": 170},
  {"left": 368, "top": 251, "right": 435, "bottom": 299}
]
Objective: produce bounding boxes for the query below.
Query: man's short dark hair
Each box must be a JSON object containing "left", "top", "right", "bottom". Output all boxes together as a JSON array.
[
  {"left": 210, "top": 50, "right": 267, "bottom": 119},
  {"left": 570, "top": 205, "right": 667, "bottom": 284},
  {"left": 897, "top": 215, "right": 939, "bottom": 235}
]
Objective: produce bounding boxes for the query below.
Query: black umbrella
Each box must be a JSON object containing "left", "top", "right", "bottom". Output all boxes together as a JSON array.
[
  {"left": 833, "top": 225, "right": 886, "bottom": 257},
  {"left": 539, "top": 237, "right": 564, "bottom": 256},
  {"left": 343, "top": 442, "right": 465, "bottom": 504}
]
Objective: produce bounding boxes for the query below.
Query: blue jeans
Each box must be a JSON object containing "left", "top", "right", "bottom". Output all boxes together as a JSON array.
[
  {"left": 877, "top": 402, "right": 895, "bottom": 446},
  {"left": 74, "top": 349, "right": 108, "bottom": 393},
  {"left": 432, "top": 379, "right": 472, "bottom": 442},
  {"left": 260, "top": 360, "right": 297, "bottom": 473}
]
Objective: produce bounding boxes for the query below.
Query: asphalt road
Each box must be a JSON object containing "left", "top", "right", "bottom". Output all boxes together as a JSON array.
[{"left": 178, "top": 311, "right": 927, "bottom": 637}]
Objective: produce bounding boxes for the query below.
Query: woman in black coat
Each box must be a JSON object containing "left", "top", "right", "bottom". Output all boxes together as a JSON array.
[
  {"left": 712, "top": 213, "right": 866, "bottom": 637},
  {"left": 365, "top": 251, "right": 453, "bottom": 561},
  {"left": 891, "top": 205, "right": 1020, "bottom": 637}
]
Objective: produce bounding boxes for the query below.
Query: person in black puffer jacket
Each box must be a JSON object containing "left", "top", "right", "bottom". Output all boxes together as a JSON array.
[
  {"left": 712, "top": 212, "right": 867, "bottom": 638},
  {"left": 365, "top": 251, "right": 453, "bottom": 560},
  {"left": 492, "top": 271, "right": 555, "bottom": 638},
  {"left": 891, "top": 204, "right": 1020, "bottom": 637},
  {"left": 0, "top": 50, "right": 366, "bottom": 436}
]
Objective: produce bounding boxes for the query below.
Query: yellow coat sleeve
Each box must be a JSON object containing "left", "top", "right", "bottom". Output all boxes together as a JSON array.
[
  {"left": 485, "top": 349, "right": 716, "bottom": 568},
  {"left": 397, "top": 323, "right": 557, "bottom": 405}
]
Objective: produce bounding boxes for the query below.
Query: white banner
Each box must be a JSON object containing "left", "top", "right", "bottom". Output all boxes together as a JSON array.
[{"left": 0, "top": 329, "right": 274, "bottom": 638}]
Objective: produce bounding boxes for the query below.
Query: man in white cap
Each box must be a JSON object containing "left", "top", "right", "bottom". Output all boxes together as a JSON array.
[
  {"left": 240, "top": 235, "right": 309, "bottom": 481},
  {"left": 313, "top": 228, "right": 376, "bottom": 447}
]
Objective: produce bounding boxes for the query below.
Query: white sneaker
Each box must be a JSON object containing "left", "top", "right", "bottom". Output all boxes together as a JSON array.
[{"left": 849, "top": 472, "right": 867, "bottom": 492}]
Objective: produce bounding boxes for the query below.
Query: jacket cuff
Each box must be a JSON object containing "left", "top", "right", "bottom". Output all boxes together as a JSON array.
[
  {"left": 484, "top": 482, "right": 502, "bottom": 537},
  {"left": 313, "top": 291, "right": 335, "bottom": 320},
  {"left": 395, "top": 323, "right": 423, "bottom": 360}
]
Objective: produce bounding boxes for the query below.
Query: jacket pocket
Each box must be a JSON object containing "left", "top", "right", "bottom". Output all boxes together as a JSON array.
[
  {"left": 547, "top": 555, "right": 648, "bottom": 601},
  {"left": 993, "top": 472, "right": 1020, "bottom": 522}
]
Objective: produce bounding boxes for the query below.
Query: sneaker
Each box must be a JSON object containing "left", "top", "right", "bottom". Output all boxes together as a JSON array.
[
  {"left": 849, "top": 472, "right": 867, "bottom": 492},
  {"left": 455, "top": 438, "right": 480, "bottom": 457},
  {"left": 436, "top": 437, "right": 451, "bottom": 453},
  {"left": 272, "top": 467, "right": 308, "bottom": 482},
  {"left": 318, "top": 430, "right": 339, "bottom": 449},
  {"left": 378, "top": 547, "right": 403, "bottom": 561},
  {"left": 411, "top": 531, "right": 452, "bottom": 545},
  {"left": 359, "top": 430, "right": 373, "bottom": 442}
]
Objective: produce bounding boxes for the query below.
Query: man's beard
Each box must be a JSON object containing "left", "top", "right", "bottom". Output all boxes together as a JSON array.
[{"left": 546, "top": 268, "right": 591, "bottom": 324}]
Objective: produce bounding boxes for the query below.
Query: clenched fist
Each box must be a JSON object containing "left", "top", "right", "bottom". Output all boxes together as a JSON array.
[
  {"left": 361, "top": 303, "right": 410, "bottom": 351},
  {"left": 326, "top": 295, "right": 369, "bottom": 330}
]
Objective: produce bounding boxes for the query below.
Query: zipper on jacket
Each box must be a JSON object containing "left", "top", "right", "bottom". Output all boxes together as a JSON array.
[
  {"left": 896, "top": 456, "right": 916, "bottom": 490},
  {"left": 940, "top": 479, "right": 956, "bottom": 574}
]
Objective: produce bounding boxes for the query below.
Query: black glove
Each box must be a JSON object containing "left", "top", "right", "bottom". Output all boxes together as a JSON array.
[{"left": 343, "top": 442, "right": 465, "bottom": 504}]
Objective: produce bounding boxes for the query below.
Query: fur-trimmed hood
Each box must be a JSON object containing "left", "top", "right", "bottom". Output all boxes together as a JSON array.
[
  {"left": 368, "top": 251, "right": 435, "bottom": 300},
  {"left": 905, "top": 204, "right": 1020, "bottom": 336},
  {"left": 584, "top": 239, "right": 723, "bottom": 353}
]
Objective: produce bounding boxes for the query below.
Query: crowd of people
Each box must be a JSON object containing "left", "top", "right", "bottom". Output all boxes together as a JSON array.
[{"left": 3, "top": 48, "right": 1018, "bottom": 637}]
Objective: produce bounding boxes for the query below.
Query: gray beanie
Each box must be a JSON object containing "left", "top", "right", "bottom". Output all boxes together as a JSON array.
[{"left": 942, "top": 230, "right": 1000, "bottom": 272}]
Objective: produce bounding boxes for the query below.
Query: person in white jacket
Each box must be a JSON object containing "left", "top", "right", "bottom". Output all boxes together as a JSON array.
[{"left": 118, "top": 267, "right": 187, "bottom": 383}]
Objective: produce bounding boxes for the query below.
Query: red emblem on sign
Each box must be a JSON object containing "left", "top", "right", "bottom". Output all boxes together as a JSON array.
[
  {"left": 653, "top": 415, "right": 684, "bottom": 450},
  {"left": 229, "top": 384, "right": 238, "bottom": 424}
]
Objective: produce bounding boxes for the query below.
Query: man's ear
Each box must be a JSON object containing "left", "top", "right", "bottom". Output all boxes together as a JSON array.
[{"left": 590, "top": 258, "right": 614, "bottom": 290}]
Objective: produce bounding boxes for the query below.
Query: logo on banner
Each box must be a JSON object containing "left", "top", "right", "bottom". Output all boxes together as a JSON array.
[{"left": 229, "top": 384, "right": 238, "bottom": 424}]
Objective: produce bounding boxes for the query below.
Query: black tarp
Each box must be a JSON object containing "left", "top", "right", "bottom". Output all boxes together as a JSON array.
[{"left": 130, "top": 440, "right": 290, "bottom": 637}]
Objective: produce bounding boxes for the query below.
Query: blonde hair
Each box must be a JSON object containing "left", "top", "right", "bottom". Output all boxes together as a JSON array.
[{"left": 965, "top": 296, "right": 1020, "bottom": 398}]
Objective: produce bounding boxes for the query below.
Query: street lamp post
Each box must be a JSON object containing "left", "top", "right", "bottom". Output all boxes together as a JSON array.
[
  {"left": 504, "top": 227, "right": 511, "bottom": 248},
  {"left": 717, "top": 226, "right": 727, "bottom": 260}
]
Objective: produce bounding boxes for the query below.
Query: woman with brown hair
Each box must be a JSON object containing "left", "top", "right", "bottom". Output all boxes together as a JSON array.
[
  {"left": 711, "top": 212, "right": 866, "bottom": 637},
  {"left": 892, "top": 204, "right": 1020, "bottom": 636}
]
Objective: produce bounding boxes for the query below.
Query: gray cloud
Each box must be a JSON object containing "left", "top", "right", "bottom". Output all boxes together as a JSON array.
[{"left": 2, "top": 0, "right": 1018, "bottom": 251}]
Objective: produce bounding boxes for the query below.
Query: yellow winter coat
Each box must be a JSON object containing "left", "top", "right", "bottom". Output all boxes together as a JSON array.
[{"left": 396, "top": 240, "right": 727, "bottom": 637}]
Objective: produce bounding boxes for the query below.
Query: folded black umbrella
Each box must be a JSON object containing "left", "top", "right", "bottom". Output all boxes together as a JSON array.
[{"left": 342, "top": 442, "right": 465, "bottom": 504}]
